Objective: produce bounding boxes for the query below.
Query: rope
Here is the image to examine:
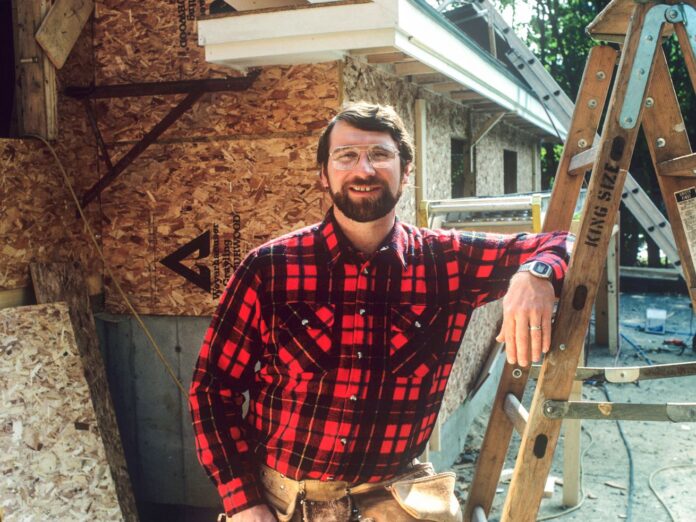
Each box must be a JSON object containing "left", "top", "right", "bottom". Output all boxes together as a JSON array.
[{"left": 25, "top": 134, "right": 187, "bottom": 396}]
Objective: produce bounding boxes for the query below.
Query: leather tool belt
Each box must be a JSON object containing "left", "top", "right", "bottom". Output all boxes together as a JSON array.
[{"left": 255, "top": 461, "right": 463, "bottom": 522}]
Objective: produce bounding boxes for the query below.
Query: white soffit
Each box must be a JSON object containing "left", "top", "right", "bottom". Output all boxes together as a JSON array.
[{"left": 197, "top": 0, "right": 565, "bottom": 137}]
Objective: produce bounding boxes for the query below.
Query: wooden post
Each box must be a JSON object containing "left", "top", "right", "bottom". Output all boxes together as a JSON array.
[{"left": 12, "top": 0, "right": 58, "bottom": 139}]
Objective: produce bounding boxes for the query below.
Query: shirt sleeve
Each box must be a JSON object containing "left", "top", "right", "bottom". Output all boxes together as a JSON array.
[
  {"left": 188, "top": 251, "right": 266, "bottom": 516},
  {"left": 455, "top": 230, "right": 574, "bottom": 308}
]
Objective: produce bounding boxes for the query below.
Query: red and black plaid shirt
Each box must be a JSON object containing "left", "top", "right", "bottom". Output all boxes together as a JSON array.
[{"left": 189, "top": 209, "right": 572, "bottom": 515}]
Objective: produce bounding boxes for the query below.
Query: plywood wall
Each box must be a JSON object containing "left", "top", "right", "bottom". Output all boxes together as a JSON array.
[
  {"left": 89, "top": 1, "right": 340, "bottom": 314},
  {"left": 1, "top": 11, "right": 101, "bottom": 297},
  {"left": 0, "top": 303, "right": 124, "bottom": 520}
]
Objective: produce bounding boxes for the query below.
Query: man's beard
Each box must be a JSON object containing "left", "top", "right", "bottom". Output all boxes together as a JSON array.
[{"left": 329, "top": 178, "right": 402, "bottom": 223}]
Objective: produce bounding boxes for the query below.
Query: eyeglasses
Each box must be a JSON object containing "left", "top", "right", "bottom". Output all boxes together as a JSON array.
[{"left": 329, "top": 144, "right": 400, "bottom": 170}]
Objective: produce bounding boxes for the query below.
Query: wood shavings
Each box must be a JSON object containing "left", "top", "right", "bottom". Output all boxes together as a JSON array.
[{"left": 0, "top": 303, "right": 124, "bottom": 520}]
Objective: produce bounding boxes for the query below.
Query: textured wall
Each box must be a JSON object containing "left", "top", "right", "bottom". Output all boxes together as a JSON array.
[{"left": 475, "top": 119, "right": 540, "bottom": 196}]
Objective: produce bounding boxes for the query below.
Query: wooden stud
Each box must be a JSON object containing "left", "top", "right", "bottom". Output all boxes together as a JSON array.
[
  {"left": 451, "top": 91, "right": 484, "bottom": 102},
  {"left": 12, "top": 0, "right": 58, "bottom": 139},
  {"left": 428, "top": 81, "right": 463, "bottom": 93}
]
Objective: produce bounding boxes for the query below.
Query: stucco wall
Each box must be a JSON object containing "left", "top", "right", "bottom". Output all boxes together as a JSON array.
[{"left": 475, "top": 119, "right": 541, "bottom": 196}]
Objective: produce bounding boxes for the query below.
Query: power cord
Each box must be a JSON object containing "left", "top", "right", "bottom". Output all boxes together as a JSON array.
[
  {"left": 26, "top": 134, "right": 187, "bottom": 396},
  {"left": 648, "top": 464, "right": 696, "bottom": 521}
]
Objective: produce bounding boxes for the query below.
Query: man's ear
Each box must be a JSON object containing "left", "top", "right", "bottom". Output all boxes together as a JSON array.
[
  {"left": 319, "top": 166, "right": 330, "bottom": 190},
  {"left": 402, "top": 162, "right": 412, "bottom": 185}
]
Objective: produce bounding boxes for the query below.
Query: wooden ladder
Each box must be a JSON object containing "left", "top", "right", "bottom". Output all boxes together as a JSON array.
[{"left": 463, "top": 1, "right": 696, "bottom": 520}]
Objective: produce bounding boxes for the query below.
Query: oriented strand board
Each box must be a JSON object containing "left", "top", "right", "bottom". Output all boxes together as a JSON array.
[
  {"left": 30, "top": 262, "right": 138, "bottom": 521},
  {"left": 0, "top": 140, "right": 101, "bottom": 294},
  {"left": 100, "top": 136, "right": 329, "bottom": 315},
  {"left": 0, "top": 303, "right": 123, "bottom": 520}
]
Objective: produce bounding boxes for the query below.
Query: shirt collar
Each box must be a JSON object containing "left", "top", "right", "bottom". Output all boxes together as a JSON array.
[{"left": 318, "top": 207, "right": 409, "bottom": 269}]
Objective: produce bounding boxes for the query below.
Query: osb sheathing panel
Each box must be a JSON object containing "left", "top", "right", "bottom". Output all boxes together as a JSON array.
[
  {"left": 0, "top": 141, "right": 100, "bottom": 294},
  {"left": 0, "top": 7, "right": 102, "bottom": 294},
  {"left": 88, "top": 2, "right": 340, "bottom": 314},
  {"left": 101, "top": 137, "right": 329, "bottom": 315},
  {"left": 0, "top": 303, "right": 123, "bottom": 520}
]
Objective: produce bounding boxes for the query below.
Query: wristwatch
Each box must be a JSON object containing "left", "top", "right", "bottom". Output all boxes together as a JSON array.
[{"left": 517, "top": 260, "right": 553, "bottom": 280}]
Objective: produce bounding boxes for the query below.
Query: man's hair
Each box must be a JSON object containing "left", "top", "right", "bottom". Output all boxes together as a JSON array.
[{"left": 316, "top": 102, "right": 415, "bottom": 173}]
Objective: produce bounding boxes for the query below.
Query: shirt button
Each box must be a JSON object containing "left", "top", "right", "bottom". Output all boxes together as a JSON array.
[
  {"left": 301, "top": 318, "right": 309, "bottom": 326},
  {"left": 340, "top": 438, "right": 347, "bottom": 445},
  {"left": 350, "top": 395, "right": 357, "bottom": 401},
  {"left": 362, "top": 267, "right": 369, "bottom": 275},
  {"left": 359, "top": 308, "right": 366, "bottom": 316},
  {"left": 414, "top": 321, "right": 421, "bottom": 328},
  {"left": 357, "top": 351, "right": 363, "bottom": 359}
]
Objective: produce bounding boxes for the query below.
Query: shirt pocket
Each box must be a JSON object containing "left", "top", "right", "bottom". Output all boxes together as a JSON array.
[
  {"left": 389, "top": 305, "right": 443, "bottom": 378},
  {"left": 274, "top": 302, "right": 336, "bottom": 374}
]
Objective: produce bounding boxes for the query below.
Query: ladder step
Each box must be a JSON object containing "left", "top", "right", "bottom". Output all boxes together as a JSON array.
[
  {"left": 657, "top": 153, "right": 696, "bottom": 177},
  {"left": 503, "top": 393, "right": 529, "bottom": 435},
  {"left": 472, "top": 506, "right": 488, "bottom": 522},
  {"left": 529, "top": 361, "right": 696, "bottom": 382},
  {"left": 568, "top": 146, "right": 598, "bottom": 176}
]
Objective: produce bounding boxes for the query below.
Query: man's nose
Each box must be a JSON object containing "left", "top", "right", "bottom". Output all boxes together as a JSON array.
[{"left": 355, "top": 150, "right": 376, "bottom": 174}]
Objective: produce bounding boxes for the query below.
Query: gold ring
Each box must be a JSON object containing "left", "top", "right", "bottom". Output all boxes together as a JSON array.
[{"left": 529, "top": 325, "right": 542, "bottom": 331}]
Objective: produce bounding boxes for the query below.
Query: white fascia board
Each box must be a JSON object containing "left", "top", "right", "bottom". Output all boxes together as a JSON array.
[
  {"left": 205, "top": 29, "right": 396, "bottom": 67},
  {"left": 394, "top": 0, "right": 566, "bottom": 138},
  {"left": 197, "top": 2, "right": 397, "bottom": 46}
]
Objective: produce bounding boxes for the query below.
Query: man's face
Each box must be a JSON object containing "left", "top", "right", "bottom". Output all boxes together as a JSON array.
[{"left": 322, "top": 121, "right": 409, "bottom": 223}]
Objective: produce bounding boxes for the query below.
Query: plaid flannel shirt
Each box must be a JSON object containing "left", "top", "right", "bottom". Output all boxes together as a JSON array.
[{"left": 189, "top": 209, "right": 572, "bottom": 515}]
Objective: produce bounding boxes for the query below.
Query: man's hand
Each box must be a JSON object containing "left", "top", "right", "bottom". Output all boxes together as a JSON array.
[
  {"left": 227, "top": 504, "right": 277, "bottom": 522},
  {"left": 495, "top": 271, "right": 555, "bottom": 367}
]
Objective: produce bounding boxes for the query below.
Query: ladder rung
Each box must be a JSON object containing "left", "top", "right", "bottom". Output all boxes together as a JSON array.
[
  {"left": 529, "top": 361, "right": 696, "bottom": 382},
  {"left": 657, "top": 153, "right": 696, "bottom": 177},
  {"left": 472, "top": 506, "right": 488, "bottom": 522},
  {"left": 568, "top": 146, "right": 598, "bottom": 176},
  {"left": 503, "top": 393, "right": 529, "bottom": 435}
]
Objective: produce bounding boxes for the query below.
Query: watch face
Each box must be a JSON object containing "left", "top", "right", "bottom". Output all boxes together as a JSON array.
[{"left": 532, "top": 262, "right": 552, "bottom": 277}]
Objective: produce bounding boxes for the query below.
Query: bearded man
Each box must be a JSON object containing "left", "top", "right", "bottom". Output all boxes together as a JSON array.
[{"left": 189, "top": 102, "right": 572, "bottom": 522}]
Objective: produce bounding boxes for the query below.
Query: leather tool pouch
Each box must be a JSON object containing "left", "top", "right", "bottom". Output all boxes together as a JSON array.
[
  {"left": 258, "top": 467, "right": 301, "bottom": 522},
  {"left": 387, "top": 471, "right": 462, "bottom": 522},
  {"left": 301, "top": 495, "right": 353, "bottom": 522}
]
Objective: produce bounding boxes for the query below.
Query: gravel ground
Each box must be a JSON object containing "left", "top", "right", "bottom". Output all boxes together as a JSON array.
[{"left": 454, "top": 292, "right": 696, "bottom": 522}]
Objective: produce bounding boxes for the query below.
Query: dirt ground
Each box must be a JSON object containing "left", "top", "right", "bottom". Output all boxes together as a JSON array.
[{"left": 454, "top": 292, "right": 696, "bottom": 522}]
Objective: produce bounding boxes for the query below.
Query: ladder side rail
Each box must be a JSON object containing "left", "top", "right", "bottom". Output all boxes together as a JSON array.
[
  {"left": 501, "top": 5, "right": 660, "bottom": 519},
  {"left": 462, "top": 45, "right": 617, "bottom": 522},
  {"left": 641, "top": 46, "right": 696, "bottom": 301}
]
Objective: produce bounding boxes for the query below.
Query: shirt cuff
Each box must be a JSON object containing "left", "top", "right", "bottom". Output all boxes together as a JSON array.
[{"left": 218, "top": 473, "right": 265, "bottom": 516}]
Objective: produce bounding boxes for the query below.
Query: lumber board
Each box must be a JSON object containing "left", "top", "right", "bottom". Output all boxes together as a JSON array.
[
  {"left": 35, "top": 0, "right": 94, "bottom": 69},
  {"left": 642, "top": 48, "right": 696, "bottom": 300},
  {"left": 11, "top": 0, "right": 58, "bottom": 139},
  {"left": 501, "top": 5, "right": 654, "bottom": 519},
  {"left": 0, "top": 303, "right": 122, "bottom": 519},
  {"left": 30, "top": 262, "right": 139, "bottom": 521}
]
